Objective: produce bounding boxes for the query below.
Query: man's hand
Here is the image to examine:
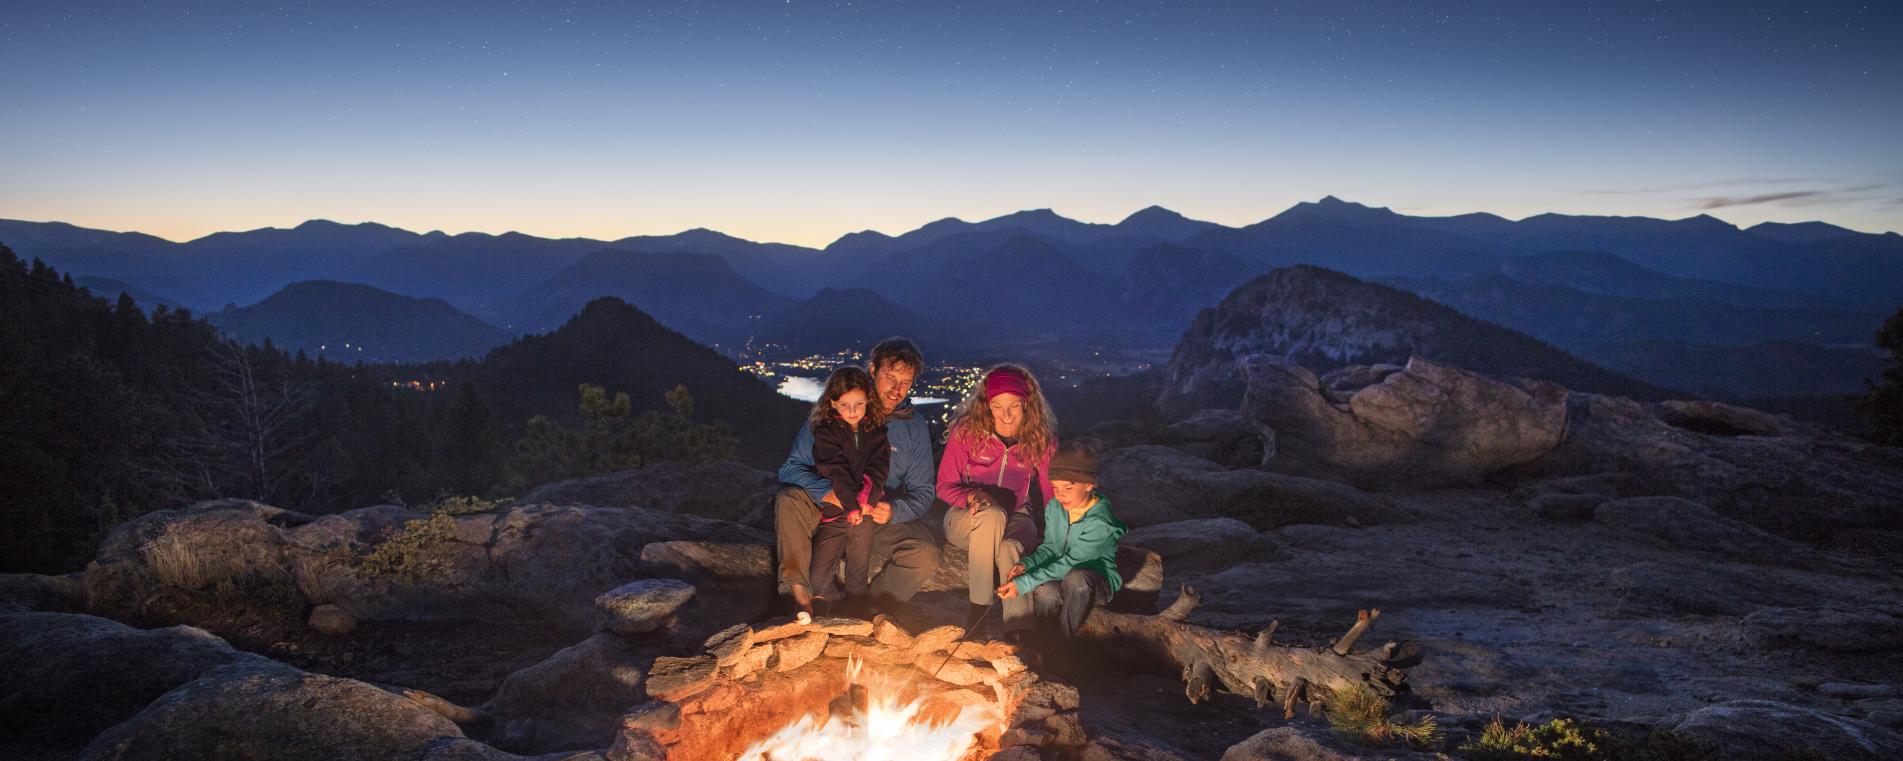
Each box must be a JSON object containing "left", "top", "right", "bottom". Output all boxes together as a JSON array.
[{"left": 868, "top": 501, "right": 893, "bottom": 525}]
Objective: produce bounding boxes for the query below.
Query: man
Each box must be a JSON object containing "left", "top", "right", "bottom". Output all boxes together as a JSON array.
[{"left": 775, "top": 337, "right": 941, "bottom": 616}]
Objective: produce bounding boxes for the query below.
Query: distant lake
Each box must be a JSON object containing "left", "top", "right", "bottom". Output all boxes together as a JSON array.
[{"left": 777, "top": 375, "right": 947, "bottom": 407}]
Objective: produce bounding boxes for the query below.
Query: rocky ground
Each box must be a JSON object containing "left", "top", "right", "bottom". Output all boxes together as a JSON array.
[{"left": 4, "top": 355, "right": 1901, "bottom": 760}]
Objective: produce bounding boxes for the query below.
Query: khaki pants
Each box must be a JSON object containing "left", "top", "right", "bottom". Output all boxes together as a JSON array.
[
  {"left": 943, "top": 501, "right": 1037, "bottom": 631},
  {"left": 774, "top": 486, "right": 940, "bottom": 603}
]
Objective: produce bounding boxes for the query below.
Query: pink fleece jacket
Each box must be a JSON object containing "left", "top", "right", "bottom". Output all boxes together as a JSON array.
[{"left": 936, "top": 431, "right": 1056, "bottom": 512}]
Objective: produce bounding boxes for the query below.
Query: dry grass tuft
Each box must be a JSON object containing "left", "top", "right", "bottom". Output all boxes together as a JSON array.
[{"left": 1327, "top": 682, "right": 1441, "bottom": 748}]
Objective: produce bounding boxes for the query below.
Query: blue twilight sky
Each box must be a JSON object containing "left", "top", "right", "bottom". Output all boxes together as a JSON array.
[{"left": 2, "top": 0, "right": 1900, "bottom": 246}]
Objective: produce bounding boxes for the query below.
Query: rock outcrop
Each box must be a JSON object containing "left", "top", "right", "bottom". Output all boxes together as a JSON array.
[
  {"left": 1239, "top": 355, "right": 1569, "bottom": 488},
  {"left": 0, "top": 612, "right": 263, "bottom": 750},
  {"left": 1096, "top": 445, "right": 1399, "bottom": 529},
  {"left": 1519, "top": 392, "right": 1903, "bottom": 542},
  {"left": 1157, "top": 265, "right": 1663, "bottom": 416},
  {"left": 84, "top": 500, "right": 765, "bottom": 635},
  {"left": 76, "top": 660, "right": 471, "bottom": 761},
  {"left": 519, "top": 460, "right": 780, "bottom": 527},
  {"left": 1673, "top": 700, "right": 1903, "bottom": 761}
]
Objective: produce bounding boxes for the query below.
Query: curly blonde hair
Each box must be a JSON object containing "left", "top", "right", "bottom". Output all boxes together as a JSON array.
[{"left": 947, "top": 363, "right": 1055, "bottom": 462}]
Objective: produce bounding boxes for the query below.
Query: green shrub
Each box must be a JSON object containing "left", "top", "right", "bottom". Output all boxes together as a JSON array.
[
  {"left": 1328, "top": 683, "right": 1441, "bottom": 748},
  {"left": 1462, "top": 717, "right": 1606, "bottom": 760},
  {"left": 360, "top": 512, "right": 458, "bottom": 580}
]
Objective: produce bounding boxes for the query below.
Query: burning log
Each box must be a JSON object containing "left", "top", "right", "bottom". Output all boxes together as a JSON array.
[{"left": 1074, "top": 585, "right": 1416, "bottom": 714}]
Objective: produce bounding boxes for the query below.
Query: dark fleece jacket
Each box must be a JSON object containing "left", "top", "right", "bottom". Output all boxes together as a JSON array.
[{"left": 811, "top": 419, "right": 889, "bottom": 520}]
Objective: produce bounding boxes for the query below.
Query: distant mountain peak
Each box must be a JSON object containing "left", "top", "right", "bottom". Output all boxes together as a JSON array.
[
  {"left": 1746, "top": 220, "right": 1862, "bottom": 243},
  {"left": 1120, "top": 205, "right": 1186, "bottom": 224}
]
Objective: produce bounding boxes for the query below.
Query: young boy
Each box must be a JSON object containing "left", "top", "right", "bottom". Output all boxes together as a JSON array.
[{"left": 997, "top": 442, "right": 1126, "bottom": 641}]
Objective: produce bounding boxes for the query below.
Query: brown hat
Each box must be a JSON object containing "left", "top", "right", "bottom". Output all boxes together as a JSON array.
[{"left": 1048, "top": 442, "right": 1098, "bottom": 484}]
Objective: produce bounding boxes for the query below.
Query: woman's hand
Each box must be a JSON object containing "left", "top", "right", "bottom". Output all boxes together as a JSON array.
[
  {"left": 996, "top": 581, "right": 1019, "bottom": 600},
  {"left": 967, "top": 491, "right": 999, "bottom": 512}
]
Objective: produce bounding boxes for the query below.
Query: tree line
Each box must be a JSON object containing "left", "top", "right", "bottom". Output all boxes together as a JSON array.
[{"left": 0, "top": 244, "right": 735, "bottom": 573}]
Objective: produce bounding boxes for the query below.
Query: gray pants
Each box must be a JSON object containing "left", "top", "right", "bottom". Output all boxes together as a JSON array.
[
  {"left": 774, "top": 486, "right": 940, "bottom": 603},
  {"left": 1030, "top": 568, "right": 1110, "bottom": 640},
  {"left": 943, "top": 501, "right": 1038, "bottom": 631}
]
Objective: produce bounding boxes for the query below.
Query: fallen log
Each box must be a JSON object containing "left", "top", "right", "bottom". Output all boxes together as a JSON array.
[{"left": 1075, "top": 585, "right": 1416, "bottom": 716}]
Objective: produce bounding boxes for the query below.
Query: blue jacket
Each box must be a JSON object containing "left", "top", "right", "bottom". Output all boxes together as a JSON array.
[{"left": 779, "top": 400, "right": 936, "bottom": 524}]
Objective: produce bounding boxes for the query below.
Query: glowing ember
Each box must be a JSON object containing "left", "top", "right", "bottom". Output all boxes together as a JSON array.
[{"left": 738, "top": 658, "right": 1001, "bottom": 761}]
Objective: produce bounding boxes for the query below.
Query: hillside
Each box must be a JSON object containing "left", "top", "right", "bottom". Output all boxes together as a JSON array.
[
  {"left": 1159, "top": 265, "right": 1670, "bottom": 415},
  {"left": 463, "top": 297, "right": 807, "bottom": 464},
  {"left": 496, "top": 249, "right": 796, "bottom": 349},
  {"left": 208, "top": 280, "right": 514, "bottom": 363}
]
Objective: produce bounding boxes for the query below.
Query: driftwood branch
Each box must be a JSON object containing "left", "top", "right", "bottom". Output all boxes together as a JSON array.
[{"left": 1076, "top": 585, "right": 1416, "bottom": 711}]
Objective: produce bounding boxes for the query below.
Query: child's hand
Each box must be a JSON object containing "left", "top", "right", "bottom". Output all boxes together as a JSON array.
[
  {"left": 996, "top": 581, "right": 1019, "bottom": 600},
  {"left": 1004, "top": 563, "right": 1025, "bottom": 581},
  {"left": 846, "top": 510, "right": 863, "bottom": 526}
]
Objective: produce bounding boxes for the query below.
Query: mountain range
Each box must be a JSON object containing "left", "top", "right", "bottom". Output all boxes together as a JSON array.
[{"left": 4, "top": 198, "right": 1895, "bottom": 399}]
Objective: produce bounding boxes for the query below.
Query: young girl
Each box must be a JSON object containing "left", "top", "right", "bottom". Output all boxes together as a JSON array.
[{"left": 806, "top": 366, "right": 889, "bottom": 613}]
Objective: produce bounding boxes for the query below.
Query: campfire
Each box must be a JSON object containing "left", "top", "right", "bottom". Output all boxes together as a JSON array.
[
  {"left": 612, "top": 615, "right": 1075, "bottom": 761},
  {"left": 738, "top": 657, "right": 1001, "bottom": 760}
]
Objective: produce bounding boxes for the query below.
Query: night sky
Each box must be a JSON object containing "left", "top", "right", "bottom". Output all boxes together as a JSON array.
[{"left": 3, "top": 1, "right": 1899, "bottom": 245}]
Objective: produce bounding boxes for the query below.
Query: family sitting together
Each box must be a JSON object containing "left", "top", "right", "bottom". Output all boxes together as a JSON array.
[{"left": 772, "top": 337, "right": 1126, "bottom": 648}]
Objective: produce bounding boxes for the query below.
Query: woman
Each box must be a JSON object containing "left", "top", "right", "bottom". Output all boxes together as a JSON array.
[{"left": 937, "top": 364, "right": 1056, "bottom": 639}]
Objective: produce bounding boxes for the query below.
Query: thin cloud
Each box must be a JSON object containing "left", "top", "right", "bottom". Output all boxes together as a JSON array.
[
  {"left": 1584, "top": 178, "right": 1825, "bottom": 195},
  {"left": 1694, "top": 183, "right": 1895, "bottom": 210},
  {"left": 1697, "top": 191, "right": 1828, "bottom": 209}
]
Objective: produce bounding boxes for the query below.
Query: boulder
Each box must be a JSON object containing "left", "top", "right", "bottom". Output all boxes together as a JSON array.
[
  {"left": 484, "top": 633, "right": 655, "bottom": 751},
  {"left": 637, "top": 542, "right": 772, "bottom": 580},
  {"left": 1095, "top": 445, "right": 1395, "bottom": 529},
  {"left": 1092, "top": 446, "right": 1212, "bottom": 526},
  {"left": 76, "top": 660, "right": 467, "bottom": 761},
  {"left": 1741, "top": 608, "right": 1903, "bottom": 653},
  {"left": 1515, "top": 393, "right": 1903, "bottom": 542},
  {"left": 0, "top": 572, "right": 86, "bottom": 613},
  {"left": 1592, "top": 497, "right": 1804, "bottom": 563},
  {"left": 87, "top": 500, "right": 766, "bottom": 635},
  {"left": 595, "top": 579, "right": 696, "bottom": 634},
  {"left": 1221, "top": 725, "right": 1430, "bottom": 760},
  {"left": 1673, "top": 700, "right": 1903, "bottom": 761},
  {"left": 85, "top": 501, "right": 304, "bottom": 624},
  {"left": 520, "top": 460, "right": 780, "bottom": 526},
  {"left": 1196, "top": 469, "right": 1402, "bottom": 529},
  {"left": 0, "top": 612, "right": 261, "bottom": 747},
  {"left": 1240, "top": 355, "right": 1568, "bottom": 489},
  {"left": 1122, "top": 519, "right": 1280, "bottom": 571},
  {"left": 1656, "top": 400, "right": 1784, "bottom": 437},
  {"left": 1165, "top": 409, "right": 1258, "bottom": 443}
]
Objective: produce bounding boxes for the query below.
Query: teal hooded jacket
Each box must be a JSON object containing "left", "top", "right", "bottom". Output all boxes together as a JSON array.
[{"left": 1012, "top": 494, "right": 1127, "bottom": 598}]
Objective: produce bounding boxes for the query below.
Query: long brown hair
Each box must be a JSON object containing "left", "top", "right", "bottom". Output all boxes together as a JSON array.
[
  {"left": 947, "top": 363, "right": 1055, "bottom": 462},
  {"left": 810, "top": 366, "right": 886, "bottom": 431}
]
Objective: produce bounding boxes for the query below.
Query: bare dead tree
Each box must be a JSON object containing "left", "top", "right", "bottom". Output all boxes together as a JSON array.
[{"left": 167, "top": 340, "right": 317, "bottom": 505}]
